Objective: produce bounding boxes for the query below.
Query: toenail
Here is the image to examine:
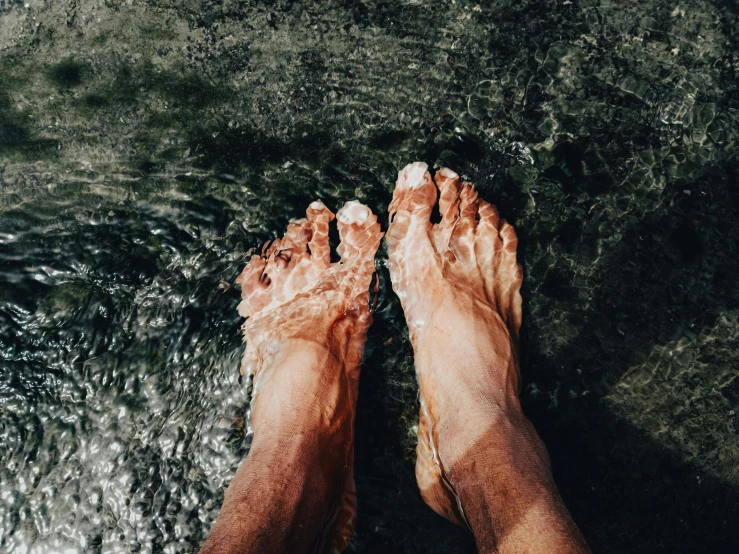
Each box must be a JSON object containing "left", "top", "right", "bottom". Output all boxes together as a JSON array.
[
  {"left": 401, "top": 161, "right": 429, "bottom": 189},
  {"left": 337, "top": 200, "right": 370, "bottom": 225},
  {"left": 310, "top": 201, "right": 326, "bottom": 210},
  {"left": 437, "top": 167, "right": 459, "bottom": 179}
]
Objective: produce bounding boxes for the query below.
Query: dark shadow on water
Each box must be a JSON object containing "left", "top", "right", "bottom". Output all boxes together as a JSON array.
[
  {"left": 46, "top": 59, "right": 87, "bottom": 87},
  {"left": 352, "top": 302, "right": 476, "bottom": 554},
  {"left": 354, "top": 334, "right": 739, "bottom": 554},
  {"left": 539, "top": 399, "right": 739, "bottom": 554},
  {"left": 353, "top": 317, "right": 739, "bottom": 554},
  {"left": 0, "top": 87, "right": 58, "bottom": 158}
]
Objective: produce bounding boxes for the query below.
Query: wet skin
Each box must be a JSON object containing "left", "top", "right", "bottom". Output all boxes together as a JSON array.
[
  {"left": 200, "top": 200, "right": 382, "bottom": 554},
  {"left": 386, "top": 163, "right": 590, "bottom": 553},
  {"left": 200, "top": 163, "right": 589, "bottom": 553}
]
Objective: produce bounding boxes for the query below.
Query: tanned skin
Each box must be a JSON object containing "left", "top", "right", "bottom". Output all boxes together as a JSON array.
[{"left": 201, "top": 164, "right": 590, "bottom": 554}]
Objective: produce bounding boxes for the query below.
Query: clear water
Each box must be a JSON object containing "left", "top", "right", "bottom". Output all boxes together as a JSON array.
[{"left": 1, "top": 1, "right": 738, "bottom": 553}]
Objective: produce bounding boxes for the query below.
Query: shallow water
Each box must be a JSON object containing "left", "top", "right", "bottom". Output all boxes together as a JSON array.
[{"left": 1, "top": 1, "right": 739, "bottom": 553}]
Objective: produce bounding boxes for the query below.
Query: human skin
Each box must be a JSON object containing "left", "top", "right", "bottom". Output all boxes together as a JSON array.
[
  {"left": 200, "top": 200, "right": 382, "bottom": 553},
  {"left": 385, "top": 162, "right": 590, "bottom": 553},
  {"left": 201, "top": 163, "right": 589, "bottom": 553}
]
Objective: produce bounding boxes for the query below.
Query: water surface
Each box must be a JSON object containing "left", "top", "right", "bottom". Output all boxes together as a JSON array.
[{"left": 1, "top": 1, "right": 738, "bottom": 552}]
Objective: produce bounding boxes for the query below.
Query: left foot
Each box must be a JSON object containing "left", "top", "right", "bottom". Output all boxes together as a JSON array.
[{"left": 228, "top": 200, "right": 381, "bottom": 552}]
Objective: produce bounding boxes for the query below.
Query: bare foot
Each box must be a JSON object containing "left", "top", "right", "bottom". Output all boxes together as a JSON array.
[
  {"left": 386, "top": 162, "right": 523, "bottom": 525},
  {"left": 236, "top": 199, "right": 381, "bottom": 392},
  {"left": 386, "top": 163, "right": 588, "bottom": 554},
  {"left": 203, "top": 200, "right": 381, "bottom": 554}
]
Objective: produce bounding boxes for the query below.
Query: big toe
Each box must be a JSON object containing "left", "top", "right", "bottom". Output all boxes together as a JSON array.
[
  {"left": 392, "top": 162, "right": 437, "bottom": 213},
  {"left": 387, "top": 162, "right": 437, "bottom": 244},
  {"left": 336, "top": 200, "right": 382, "bottom": 264}
]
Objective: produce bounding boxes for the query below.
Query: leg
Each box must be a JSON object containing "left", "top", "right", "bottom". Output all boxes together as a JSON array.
[
  {"left": 201, "top": 200, "right": 382, "bottom": 554},
  {"left": 386, "top": 163, "right": 590, "bottom": 553}
]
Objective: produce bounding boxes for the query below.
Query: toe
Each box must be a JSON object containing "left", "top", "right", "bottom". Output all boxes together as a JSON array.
[
  {"left": 499, "top": 219, "right": 518, "bottom": 253},
  {"left": 474, "top": 199, "right": 504, "bottom": 298},
  {"left": 265, "top": 219, "right": 312, "bottom": 273},
  {"left": 448, "top": 183, "right": 479, "bottom": 264},
  {"left": 336, "top": 200, "right": 382, "bottom": 264},
  {"left": 281, "top": 217, "right": 312, "bottom": 255},
  {"left": 434, "top": 167, "right": 462, "bottom": 224},
  {"left": 387, "top": 162, "right": 437, "bottom": 245},
  {"left": 235, "top": 254, "right": 267, "bottom": 291},
  {"left": 389, "top": 162, "right": 438, "bottom": 219},
  {"left": 497, "top": 220, "right": 520, "bottom": 286},
  {"left": 497, "top": 219, "right": 522, "bottom": 288},
  {"left": 336, "top": 200, "right": 382, "bottom": 309},
  {"left": 477, "top": 198, "right": 500, "bottom": 229},
  {"left": 307, "top": 201, "right": 334, "bottom": 270},
  {"left": 262, "top": 237, "right": 281, "bottom": 257},
  {"left": 235, "top": 255, "right": 269, "bottom": 317},
  {"left": 258, "top": 215, "right": 320, "bottom": 306},
  {"left": 458, "top": 183, "right": 479, "bottom": 221},
  {"left": 432, "top": 168, "right": 462, "bottom": 255},
  {"left": 496, "top": 219, "right": 523, "bottom": 332}
]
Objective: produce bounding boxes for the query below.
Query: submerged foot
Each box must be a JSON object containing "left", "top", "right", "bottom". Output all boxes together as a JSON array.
[
  {"left": 235, "top": 200, "right": 382, "bottom": 552},
  {"left": 386, "top": 162, "right": 523, "bottom": 525}
]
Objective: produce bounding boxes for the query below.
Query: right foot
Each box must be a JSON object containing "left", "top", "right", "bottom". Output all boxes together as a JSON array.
[{"left": 385, "top": 162, "right": 524, "bottom": 525}]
